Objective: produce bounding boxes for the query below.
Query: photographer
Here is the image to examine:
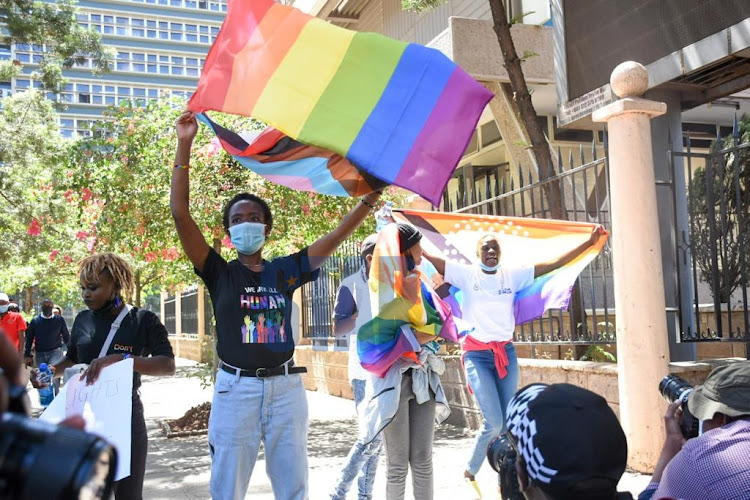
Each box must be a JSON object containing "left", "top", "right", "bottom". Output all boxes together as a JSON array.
[
  {"left": 640, "top": 362, "right": 750, "bottom": 500},
  {"left": 503, "top": 383, "right": 632, "bottom": 500}
]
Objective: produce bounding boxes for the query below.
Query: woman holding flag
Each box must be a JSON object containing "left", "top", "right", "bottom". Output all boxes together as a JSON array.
[
  {"left": 423, "top": 227, "right": 604, "bottom": 486},
  {"left": 170, "top": 110, "right": 381, "bottom": 500}
]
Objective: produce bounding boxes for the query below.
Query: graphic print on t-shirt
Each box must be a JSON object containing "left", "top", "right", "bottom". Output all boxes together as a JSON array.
[{"left": 239, "top": 286, "right": 287, "bottom": 343}]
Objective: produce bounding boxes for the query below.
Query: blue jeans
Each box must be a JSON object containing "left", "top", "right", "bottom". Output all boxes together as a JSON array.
[
  {"left": 35, "top": 348, "right": 63, "bottom": 395},
  {"left": 463, "top": 343, "right": 519, "bottom": 476},
  {"left": 208, "top": 369, "right": 308, "bottom": 500},
  {"left": 330, "top": 379, "right": 383, "bottom": 500}
]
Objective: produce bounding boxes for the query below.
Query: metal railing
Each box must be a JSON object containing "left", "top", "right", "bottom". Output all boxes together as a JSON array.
[{"left": 672, "top": 131, "right": 749, "bottom": 344}]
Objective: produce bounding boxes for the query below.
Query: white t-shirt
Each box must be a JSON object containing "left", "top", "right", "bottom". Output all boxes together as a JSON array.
[
  {"left": 334, "top": 267, "right": 371, "bottom": 382},
  {"left": 444, "top": 260, "right": 534, "bottom": 343}
]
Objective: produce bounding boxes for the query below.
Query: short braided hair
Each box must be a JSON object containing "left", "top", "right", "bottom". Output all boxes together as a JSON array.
[{"left": 77, "top": 253, "right": 135, "bottom": 298}]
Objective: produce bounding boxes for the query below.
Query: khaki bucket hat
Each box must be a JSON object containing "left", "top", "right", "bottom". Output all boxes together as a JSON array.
[{"left": 688, "top": 361, "right": 750, "bottom": 421}]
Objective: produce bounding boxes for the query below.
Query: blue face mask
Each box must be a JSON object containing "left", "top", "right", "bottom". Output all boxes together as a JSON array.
[
  {"left": 479, "top": 262, "right": 500, "bottom": 272},
  {"left": 405, "top": 255, "right": 416, "bottom": 271},
  {"left": 229, "top": 222, "right": 266, "bottom": 256}
]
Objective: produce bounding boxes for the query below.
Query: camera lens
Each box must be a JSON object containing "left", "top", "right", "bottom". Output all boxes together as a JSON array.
[
  {"left": 0, "top": 413, "right": 117, "bottom": 500},
  {"left": 658, "top": 374, "right": 693, "bottom": 404}
]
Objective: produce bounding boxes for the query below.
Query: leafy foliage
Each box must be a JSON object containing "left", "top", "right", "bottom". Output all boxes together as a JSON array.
[
  {"left": 689, "top": 117, "right": 750, "bottom": 303},
  {"left": 401, "top": 0, "right": 447, "bottom": 13},
  {"left": 0, "top": 0, "right": 114, "bottom": 93}
]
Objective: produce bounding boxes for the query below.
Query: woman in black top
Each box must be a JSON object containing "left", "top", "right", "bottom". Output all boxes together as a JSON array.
[
  {"left": 47, "top": 253, "right": 175, "bottom": 500},
  {"left": 170, "top": 110, "right": 381, "bottom": 500}
]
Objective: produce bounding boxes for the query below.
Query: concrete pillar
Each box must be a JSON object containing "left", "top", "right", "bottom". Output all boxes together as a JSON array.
[
  {"left": 646, "top": 89, "right": 697, "bottom": 361},
  {"left": 592, "top": 62, "right": 670, "bottom": 472}
]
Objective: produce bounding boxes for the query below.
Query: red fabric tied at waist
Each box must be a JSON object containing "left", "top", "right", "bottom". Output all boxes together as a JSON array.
[{"left": 460, "top": 335, "right": 511, "bottom": 395}]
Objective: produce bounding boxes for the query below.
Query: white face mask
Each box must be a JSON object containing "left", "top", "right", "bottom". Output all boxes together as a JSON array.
[
  {"left": 229, "top": 222, "right": 266, "bottom": 256},
  {"left": 0, "top": 305, "right": 8, "bottom": 314}
]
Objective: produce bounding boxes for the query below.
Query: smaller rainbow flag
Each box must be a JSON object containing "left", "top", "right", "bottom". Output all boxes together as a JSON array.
[
  {"left": 357, "top": 224, "right": 462, "bottom": 378},
  {"left": 197, "top": 114, "right": 386, "bottom": 196},
  {"left": 188, "top": 0, "right": 492, "bottom": 205},
  {"left": 392, "top": 209, "right": 608, "bottom": 324}
]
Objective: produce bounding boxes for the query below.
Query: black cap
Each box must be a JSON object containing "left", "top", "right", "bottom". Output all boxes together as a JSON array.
[
  {"left": 506, "top": 383, "right": 627, "bottom": 499},
  {"left": 360, "top": 234, "right": 378, "bottom": 258},
  {"left": 396, "top": 223, "right": 422, "bottom": 253}
]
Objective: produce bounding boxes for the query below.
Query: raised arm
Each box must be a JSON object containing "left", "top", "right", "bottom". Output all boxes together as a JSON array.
[
  {"left": 421, "top": 247, "right": 446, "bottom": 276},
  {"left": 534, "top": 225, "right": 605, "bottom": 278},
  {"left": 171, "top": 111, "right": 211, "bottom": 273},
  {"left": 307, "top": 191, "right": 381, "bottom": 271}
]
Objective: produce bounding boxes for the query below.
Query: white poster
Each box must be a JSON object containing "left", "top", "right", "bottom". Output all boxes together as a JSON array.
[{"left": 40, "top": 358, "right": 134, "bottom": 481}]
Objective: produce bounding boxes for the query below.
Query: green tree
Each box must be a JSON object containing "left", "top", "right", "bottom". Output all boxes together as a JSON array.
[
  {"left": 689, "top": 117, "right": 750, "bottom": 303},
  {"left": 0, "top": 0, "right": 113, "bottom": 92}
]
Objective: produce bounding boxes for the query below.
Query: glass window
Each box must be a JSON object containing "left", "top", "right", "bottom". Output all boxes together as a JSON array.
[
  {"left": 185, "top": 24, "right": 197, "bottom": 32},
  {"left": 210, "top": 26, "right": 219, "bottom": 35},
  {"left": 103, "top": 25, "right": 114, "bottom": 34},
  {"left": 186, "top": 57, "right": 198, "bottom": 66},
  {"left": 132, "top": 28, "right": 144, "bottom": 37},
  {"left": 158, "top": 21, "right": 168, "bottom": 29},
  {"left": 105, "top": 85, "right": 115, "bottom": 93},
  {"left": 79, "top": 94, "right": 91, "bottom": 104},
  {"left": 170, "top": 23, "right": 183, "bottom": 30},
  {"left": 78, "top": 22, "right": 89, "bottom": 29},
  {"left": 61, "top": 130, "right": 74, "bottom": 139},
  {"left": 186, "top": 0, "right": 197, "bottom": 7},
  {"left": 147, "top": 20, "right": 156, "bottom": 27},
  {"left": 186, "top": 34, "right": 197, "bottom": 42},
  {"left": 103, "top": 16, "right": 113, "bottom": 23},
  {"left": 63, "top": 83, "right": 74, "bottom": 92},
  {"left": 118, "top": 87, "right": 130, "bottom": 96},
  {"left": 159, "top": 55, "right": 169, "bottom": 62},
  {"left": 133, "top": 63, "right": 145, "bottom": 72},
  {"left": 105, "top": 96, "right": 115, "bottom": 105},
  {"left": 147, "top": 30, "right": 157, "bottom": 38},
  {"left": 31, "top": 44, "right": 44, "bottom": 52},
  {"left": 93, "top": 25, "right": 102, "bottom": 33},
  {"left": 171, "top": 0, "right": 181, "bottom": 5},
  {"left": 60, "top": 119, "right": 74, "bottom": 128},
  {"left": 91, "top": 14, "right": 101, "bottom": 22},
  {"left": 200, "top": 35, "right": 209, "bottom": 43},
  {"left": 92, "top": 85, "right": 102, "bottom": 92},
  {"left": 147, "top": 64, "right": 157, "bottom": 73},
  {"left": 116, "top": 27, "right": 127, "bottom": 35},
  {"left": 116, "top": 62, "right": 129, "bottom": 71},
  {"left": 172, "top": 66, "right": 184, "bottom": 76},
  {"left": 116, "top": 17, "right": 128, "bottom": 25},
  {"left": 132, "top": 18, "right": 144, "bottom": 27},
  {"left": 15, "top": 79, "right": 30, "bottom": 88},
  {"left": 117, "top": 51, "right": 129, "bottom": 60},
  {"left": 133, "top": 88, "right": 146, "bottom": 97},
  {"left": 159, "top": 66, "right": 169, "bottom": 74},
  {"left": 147, "top": 54, "right": 157, "bottom": 62},
  {"left": 132, "top": 53, "right": 145, "bottom": 61},
  {"left": 93, "top": 95, "right": 103, "bottom": 104},
  {"left": 171, "top": 56, "right": 183, "bottom": 64},
  {"left": 186, "top": 67, "right": 199, "bottom": 77},
  {"left": 16, "top": 53, "right": 30, "bottom": 63},
  {"left": 76, "top": 83, "right": 90, "bottom": 91},
  {"left": 199, "top": 25, "right": 209, "bottom": 33},
  {"left": 170, "top": 32, "right": 182, "bottom": 41},
  {"left": 159, "top": 31, "right": 168, "bottom": 40}
]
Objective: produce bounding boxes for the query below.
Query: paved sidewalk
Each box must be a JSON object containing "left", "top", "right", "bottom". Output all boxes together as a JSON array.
[{"left": 31, "top": 358, "right": 652, "bottom": 499}]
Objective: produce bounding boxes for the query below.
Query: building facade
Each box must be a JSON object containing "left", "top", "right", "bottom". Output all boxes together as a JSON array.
[{"left": 1, "top": 0, "right": 227, "bottom": 137}]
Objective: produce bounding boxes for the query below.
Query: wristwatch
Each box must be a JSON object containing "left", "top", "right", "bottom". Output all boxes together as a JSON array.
[{"left": 122, "top": 353, "right": 133, "bottom": 360}]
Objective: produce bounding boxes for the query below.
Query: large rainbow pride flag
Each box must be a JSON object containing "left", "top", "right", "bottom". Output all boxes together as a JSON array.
[
  {"left": 392, "top": 209, "right": 608, "bottom": 324},
  {"left": 356, "top": 224, "right": 463, "bottom": 378},
  {"left": 188, "top": 0, "right": 493, "bottom": 205}
]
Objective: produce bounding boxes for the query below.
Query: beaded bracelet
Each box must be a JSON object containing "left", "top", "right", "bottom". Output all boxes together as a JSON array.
[
  {"left": 360, "top": 198, "right": 377, "bottom": 211},
  {"left": 173, "top": 164, "right": 190, "bottom": 170}
]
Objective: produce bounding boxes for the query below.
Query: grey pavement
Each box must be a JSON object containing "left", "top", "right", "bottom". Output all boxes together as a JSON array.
[{"left": 31, "top": 358, "right": 653, "bottom": 499}]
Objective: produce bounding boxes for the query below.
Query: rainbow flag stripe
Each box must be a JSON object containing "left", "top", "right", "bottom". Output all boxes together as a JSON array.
[
  {"left": 357, "top": 223, "right": 463, "bottom": 378},
  {"left": 197, "top": 114, "right": 386, "bottom": 196},
  {"left": 188, "top": 0, "right": 493, "bottom": 205},
  {"left": 392, "top": 209, "right": 608, "bottom": 325}
]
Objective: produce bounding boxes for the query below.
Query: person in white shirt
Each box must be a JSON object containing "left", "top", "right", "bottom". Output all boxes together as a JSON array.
[
  {"left": 329, "top": 234, "right": 383, "bottom": 500},
  {"left": 423, "top": 228, "right": 602, "bottom": 483}
]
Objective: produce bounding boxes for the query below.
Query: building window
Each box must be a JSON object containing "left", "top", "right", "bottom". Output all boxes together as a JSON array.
[{"left": 79, "top": 94, "right": 91, "bottom": 104}]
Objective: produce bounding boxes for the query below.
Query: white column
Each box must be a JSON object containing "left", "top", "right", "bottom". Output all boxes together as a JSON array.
[{"left": 592, "top": 62, "right": 670, "bottom": 472}]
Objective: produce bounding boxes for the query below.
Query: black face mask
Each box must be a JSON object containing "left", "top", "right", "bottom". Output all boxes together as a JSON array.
[{"left": 41, "top": 306, "right": 53, "bottom": 316}]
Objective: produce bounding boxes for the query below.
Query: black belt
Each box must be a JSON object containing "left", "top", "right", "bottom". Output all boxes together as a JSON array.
[{"left": 219, "top": 361, "right": 307, "bottom": 378}]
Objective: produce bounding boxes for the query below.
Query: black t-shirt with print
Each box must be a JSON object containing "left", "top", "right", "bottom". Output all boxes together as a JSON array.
[
  {"left": 66, "top": 307, "right": 174, "bottom": 390},
  {"left": 196, "top": 247, "right": 319, "bottom": 371}
]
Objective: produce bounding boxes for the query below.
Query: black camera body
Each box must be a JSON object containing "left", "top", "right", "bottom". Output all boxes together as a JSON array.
[
  {"left": 487, "top": 435, "right": 523, "bottom": 500},
  {"left": 0, "top": 379, "right": 117, "bottom": 499},
  {"left": 659, "top": 374, "right": 700, "bottom": 439}
]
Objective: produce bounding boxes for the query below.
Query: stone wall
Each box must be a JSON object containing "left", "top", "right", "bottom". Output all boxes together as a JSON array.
[
  {"left": 296, "top": 345, "right": 728, "bottom": 430},
  {"left": 168, "top": 336, "right": 204, "bottom": 363}
]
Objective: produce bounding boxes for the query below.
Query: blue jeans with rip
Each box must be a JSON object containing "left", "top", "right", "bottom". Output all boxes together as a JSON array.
[
  {"left": 463, "top": 343, "right": 519, "bottom": 476},
  {"left": 330, "top": 378, "right": 383, "bottom": 500},
  {"left": 208, "top": 369, "right": 308, "bottom": 500}
]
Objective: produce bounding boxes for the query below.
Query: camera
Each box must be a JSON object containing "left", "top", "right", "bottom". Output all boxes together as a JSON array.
[
  {"left": 487, "top": 435, "right": 522, "bottom": 500},
  {"left": 658, "top": 374, "right": 700, "bottom": 439},
  {"left": 0, "top": 341, "right": 117, "bottom": 499}
]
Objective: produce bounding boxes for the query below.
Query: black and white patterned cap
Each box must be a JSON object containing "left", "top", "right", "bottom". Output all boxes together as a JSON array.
[{"left": 506, "top": 383, "right": 628, "bottom": 499}]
